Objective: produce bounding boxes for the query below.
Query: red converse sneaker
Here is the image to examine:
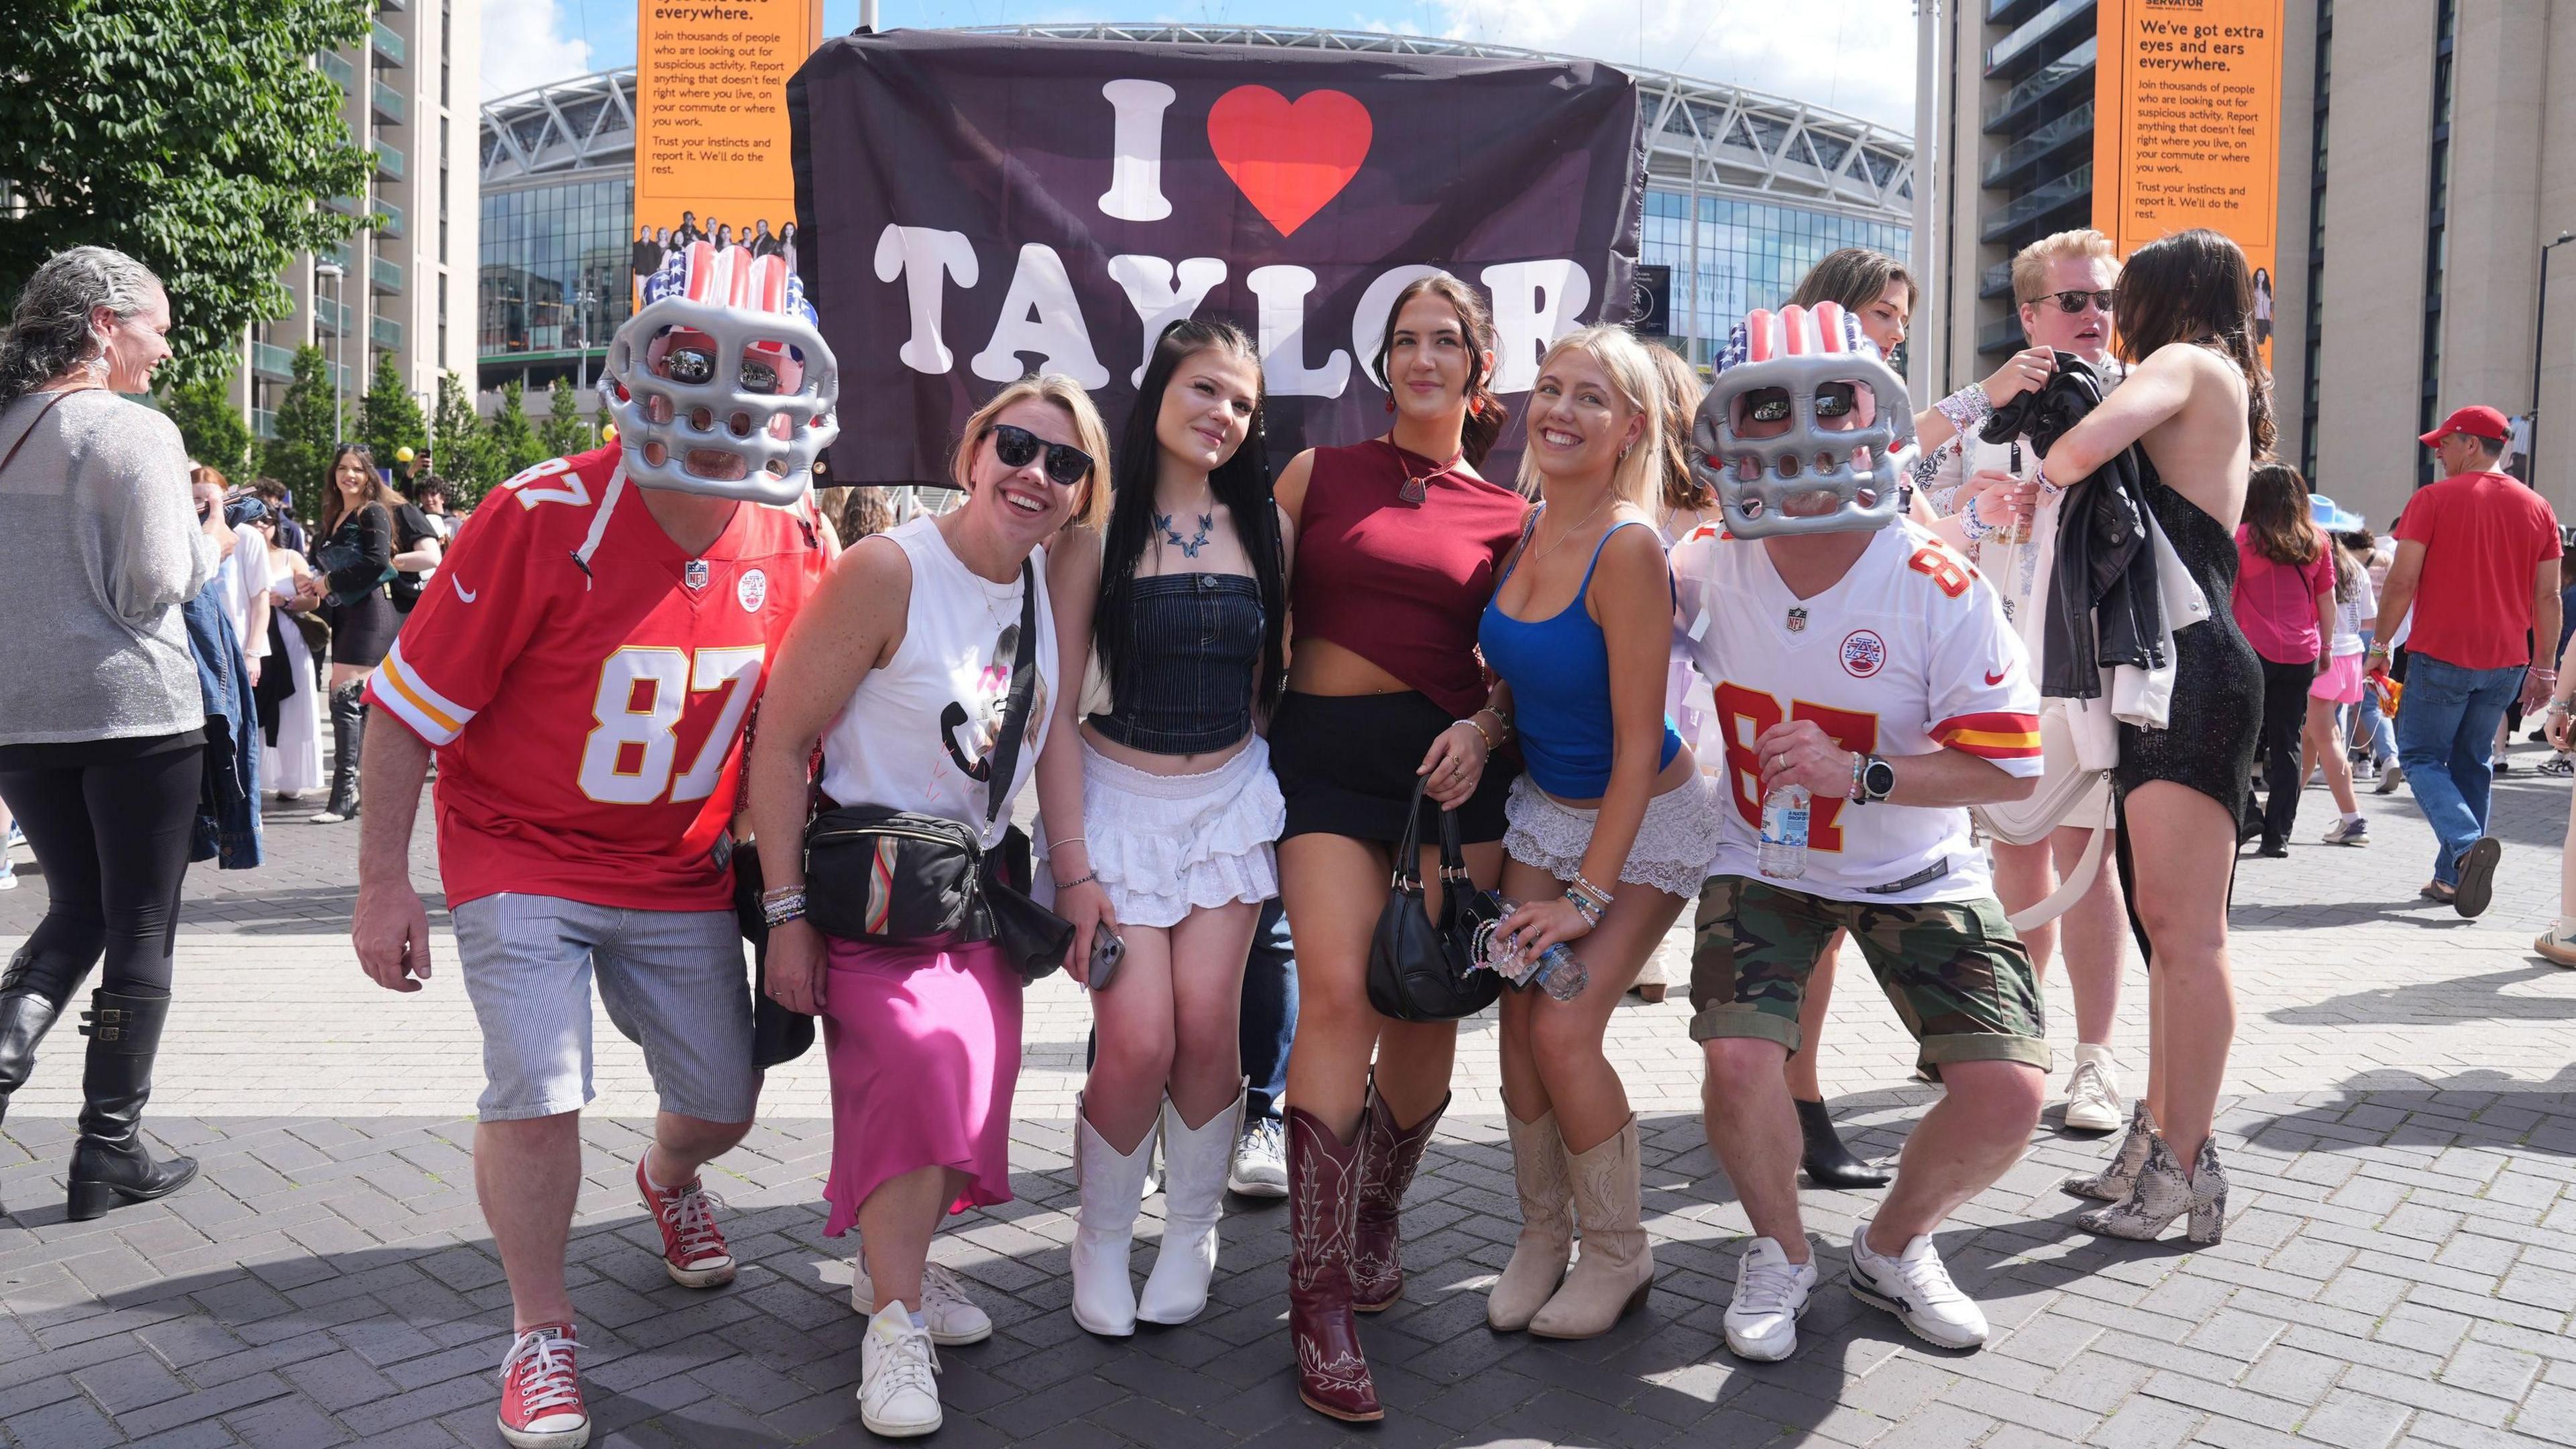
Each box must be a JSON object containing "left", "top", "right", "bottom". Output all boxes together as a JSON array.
[
  {"left": 497, "top": 1324, "right": 589, "bottom": 1448},
  {"left": 637, "top": 1158, "right": 737, "bottom": 1288}
]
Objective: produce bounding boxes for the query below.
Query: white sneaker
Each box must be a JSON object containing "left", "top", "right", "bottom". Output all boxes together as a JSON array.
[
  {"left": 1723, "top": 1237, "right": 1817, "bottom": 1362},
  {"left": 1847, "top": 1220, "right": 1988, "bottom": 1350},
  {"left": 852, "top": 1258, "right": 991, "bottom": 1346},
  {"left": 2061, "top": 1048, "right": 2125, "bottom": 1134},
  {"left": 857, "top": 1301, "right": 943, "bottom": 1438},
  {"left": 2321, "top": 816, "right": 2371, "bottom": 847},
  {"left": 1228, "top": 1116, "right": 1287, "bottom": 1197}
]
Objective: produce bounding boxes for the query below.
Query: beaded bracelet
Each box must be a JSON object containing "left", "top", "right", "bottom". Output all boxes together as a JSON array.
[
  {"left": 1053, "top": 871, "right": 1099, "bottom": 892},
  {"left": 761, "top": 890, "right": 808, "bottom": 928},
  {"left": 1459, "top": 716, "right": 1497, "bottom": 752},
  {"left": 1564, "top": 890, "right": 1603, "bottom": 928},
  {"left": 1570, "top": 870, "right": 1615, "bottom": 908}
]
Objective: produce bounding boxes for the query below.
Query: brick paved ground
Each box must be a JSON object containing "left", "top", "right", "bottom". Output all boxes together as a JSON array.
[{"left": 1, "top": 743, "right": 2573, "bottom": 1447}]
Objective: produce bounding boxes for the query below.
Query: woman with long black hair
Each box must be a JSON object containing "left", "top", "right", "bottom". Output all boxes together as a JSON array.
[
  {"left": 2233, "top": 462, "right": 2337, "bottom": 856},
  {"left": 1035, "top": 319, "right": 1291, "bottom": 1336},
  {"left": 303, "top": 443, "right": 408, "bottom": 823},
  {"left": 1269, "top": 273, "right": 1527, "bottom": 1422},
  {"left": 2028, "top": 228, "right": 2269, "bottom": 1244},
  {"left": 0, "top": 246, "right": 218, "bottom": 1218}
]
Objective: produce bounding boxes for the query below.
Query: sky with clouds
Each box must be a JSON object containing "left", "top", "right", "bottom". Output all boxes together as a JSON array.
[{"left": 482, "top": 0, "right": 1919, "bottom": 131}]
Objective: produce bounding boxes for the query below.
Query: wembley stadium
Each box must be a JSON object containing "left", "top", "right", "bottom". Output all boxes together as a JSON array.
[{"left": 476, "top": 23, "right": 1915, "bottom": 394}]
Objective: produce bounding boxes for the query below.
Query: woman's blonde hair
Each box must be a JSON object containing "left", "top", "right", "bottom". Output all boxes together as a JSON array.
[
  {"left": 1513, "top": 325, "right": 1666, "bottom": 513},
  {"left": 949, "top": 374, "right": 1113, "bottom": 531}
]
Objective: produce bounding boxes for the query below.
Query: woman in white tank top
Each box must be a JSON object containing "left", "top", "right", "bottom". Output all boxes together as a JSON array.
[{"left": 744, "top": 376, "right": 1112, "bottom": 1439}]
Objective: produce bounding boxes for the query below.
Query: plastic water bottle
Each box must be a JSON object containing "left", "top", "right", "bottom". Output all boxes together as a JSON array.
[
  {"left": 1760, "top": 784, "right": 1810, "bottom": 879},
  {"left": 1525, "top": 942, "right": 1591, "bottom": 1002},
  {"left": 1471, "top": 901, "right": 1591, "bottom": 1001}
]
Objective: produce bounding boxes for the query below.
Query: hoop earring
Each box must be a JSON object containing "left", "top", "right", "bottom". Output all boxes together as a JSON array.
[{"left": 1619, "top": 443, "right": 1633, "bottom": 460}]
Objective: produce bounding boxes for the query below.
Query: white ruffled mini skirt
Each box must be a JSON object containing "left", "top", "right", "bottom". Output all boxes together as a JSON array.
[
  {"left": 1083, "top": 735, "right": 1285, "bottom": 928},
  {"left": 1502, "top": 771, "right": 1725, "bottom": 902}
]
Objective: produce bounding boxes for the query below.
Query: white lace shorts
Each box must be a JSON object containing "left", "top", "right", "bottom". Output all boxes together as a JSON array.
[
  {"left": 1083, "top": 735, "right": 1286, "bottom": 929},
  {"left": 1502, "top": 772, "right": 1725, "bottom": 901}
]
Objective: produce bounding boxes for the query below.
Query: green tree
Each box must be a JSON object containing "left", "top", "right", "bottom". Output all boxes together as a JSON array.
[
  {"left": 430, "top": 370, "right": 498, "bottom": 507},
  {"left": 0, "top": 1, "right": 375, "bottom": 388},
  {"left": 488, "top": 379, "right": 547, "bottom": 479},
  {"left": 541, "top": 378, "right": 594, "bottom": 459},
  {"left": 164, "top": 374, "right": 251, "bottom": 478},
  {"left": 258, "top": 344, "right": 341, "bottom": 517},
  {"left": 360, "top": 350, "right": 427, "bottom": 474}
]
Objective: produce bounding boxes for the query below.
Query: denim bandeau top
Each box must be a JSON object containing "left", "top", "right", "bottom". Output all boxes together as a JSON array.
[
  {"left": 1088, "top": 572, "right": 1265, "bottom": 755},
  {"left": 1479, "top": 519, "right": 1682, "bottom": 799}
]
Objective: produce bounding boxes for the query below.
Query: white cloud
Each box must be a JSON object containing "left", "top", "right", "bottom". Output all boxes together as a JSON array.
[
  {"left": 482, "top": 0, "right": 596, "bottom": 101},
  {"left": 1411, "top": 0, "right": 1919, "bottom": 131}
]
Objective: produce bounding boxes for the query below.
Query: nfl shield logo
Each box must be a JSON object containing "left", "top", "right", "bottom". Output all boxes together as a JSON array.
[
  {"left": 684, "top": 559, "right": 710, "bottom": 590},
  {"left": 1786, "top": 606, "right": 1808, "bottom": 634}
]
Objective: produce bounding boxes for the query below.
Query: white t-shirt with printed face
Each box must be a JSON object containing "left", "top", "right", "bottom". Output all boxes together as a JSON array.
[
  {"left": 214, "top": 522, "right": 272, "bottom": 658},
  {"left": 1670, "top": 519, "right": 2045, "bottom": 904}
]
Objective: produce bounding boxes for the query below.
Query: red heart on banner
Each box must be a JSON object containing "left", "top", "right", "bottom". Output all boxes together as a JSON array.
[{"left": 1206, "top": 86, "right": 1373, "bottom": 237}]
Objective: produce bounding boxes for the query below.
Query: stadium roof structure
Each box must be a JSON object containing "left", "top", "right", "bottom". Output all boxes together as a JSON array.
[{"left": 480, "top": 25, "right": 1914, "bottom": 222}]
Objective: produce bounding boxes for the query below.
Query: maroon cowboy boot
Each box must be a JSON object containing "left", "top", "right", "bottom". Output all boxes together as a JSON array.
[
  {"left": 1286, "top": 1107, "right": 1381, "bottom": 1422},
  {"left": 1350, "top": 1083, "right": 1448, "bottom": 1312}
]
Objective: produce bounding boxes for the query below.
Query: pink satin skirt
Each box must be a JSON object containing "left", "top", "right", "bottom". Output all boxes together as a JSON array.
[{"left": 818, "top": 934, "right": 1022, "bottom": 1235}]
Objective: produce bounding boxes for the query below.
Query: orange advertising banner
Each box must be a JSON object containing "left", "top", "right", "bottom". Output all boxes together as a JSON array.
[
  {"left": 2091, "top": 0, "right": 2286, "bottom": 366},
  {"left": 633, "top": 0, "right": 824, "bottom": 288}
]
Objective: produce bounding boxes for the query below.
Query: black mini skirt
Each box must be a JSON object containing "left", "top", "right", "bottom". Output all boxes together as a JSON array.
[{"left": 1269, "top": 690, "right": 1517, "bottom": 845}]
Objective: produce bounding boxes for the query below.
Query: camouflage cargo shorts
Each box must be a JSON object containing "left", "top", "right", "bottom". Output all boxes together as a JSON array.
[{"left": 1686, "top": 875, "right": 2050, "bottom": 1077}]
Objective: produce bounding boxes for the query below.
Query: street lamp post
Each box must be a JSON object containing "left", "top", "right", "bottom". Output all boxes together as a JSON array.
[
  {"left": 572, "top": 284, "right": 599, "bottom": 394},
  {"left": 315, "top": 260, "right": 345, "bottom": 445}
]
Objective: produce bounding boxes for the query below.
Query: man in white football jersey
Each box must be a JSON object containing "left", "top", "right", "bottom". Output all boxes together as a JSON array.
[{"left": 1673, "top": 305, "right": 2049, "bottom": 1362}]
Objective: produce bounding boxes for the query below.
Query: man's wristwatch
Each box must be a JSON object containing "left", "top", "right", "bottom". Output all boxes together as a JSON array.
[{"left": 1851, "top": 753, "right": 1896, "bottom": 804}]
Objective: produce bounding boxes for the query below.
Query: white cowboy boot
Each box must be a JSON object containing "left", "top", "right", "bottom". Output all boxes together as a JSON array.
[{"left": 1138, "top": 1087, "right": 1246, "bottom": 1325}]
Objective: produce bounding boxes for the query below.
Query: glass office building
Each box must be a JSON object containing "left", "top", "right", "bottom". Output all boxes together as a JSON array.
[
  {"left": 480, "top": 36, "right": 1913, "bottom": 387},
  {"left": 478, "top": 70, "right": 635, "bottom": 392}
]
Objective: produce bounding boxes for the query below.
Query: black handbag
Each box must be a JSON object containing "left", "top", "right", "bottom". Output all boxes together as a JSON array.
[
  {"left": 800, "top": 557, "right": 1069, "bottom": 983},
  {"left": 731, "top": 845, "right": 818, "bottom": 1068},
  {"left": 1365, "top": 778, "right": 1505, "bottom": 1022}
]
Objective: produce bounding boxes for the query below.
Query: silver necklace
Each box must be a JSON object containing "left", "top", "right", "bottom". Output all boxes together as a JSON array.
[{"left": 1528, "top": 492, "right": 1614, "bottom": 566}]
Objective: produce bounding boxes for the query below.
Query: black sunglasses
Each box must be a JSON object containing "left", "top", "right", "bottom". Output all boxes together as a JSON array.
[
  {"left": 2027, "top": 288, "right": 2115, "bottom": 315},
  {"left": 988, "top": 423, "right": 1092, "bottom": 488}
]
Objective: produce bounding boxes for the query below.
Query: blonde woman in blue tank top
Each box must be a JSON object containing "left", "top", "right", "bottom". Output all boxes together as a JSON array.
[{"left": 1469, "top": 326, "right": 1725, "bottom": 1339}]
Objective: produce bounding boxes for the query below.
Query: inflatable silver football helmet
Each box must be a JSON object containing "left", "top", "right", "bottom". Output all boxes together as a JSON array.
[
  {"left": 1690, "top": 302, "right": 1916, "bottom": 538},
  {"left": 598, "top": 240, "right": 840, "bottom": 505}
]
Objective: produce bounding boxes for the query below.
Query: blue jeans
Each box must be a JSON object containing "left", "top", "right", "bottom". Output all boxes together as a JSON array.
[
  {"left": 2394, "top": 655, "right": 2524, "bottom": 884},
  {"left": 1239, "top": 898, "right": 1298, "bottom": 1123}
]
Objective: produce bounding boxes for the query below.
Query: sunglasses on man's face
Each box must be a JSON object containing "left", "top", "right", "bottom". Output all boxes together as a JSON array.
[
  {"left": 2029, "top": 289, "right": 2116, "bottom": 315},
  {"left": 989, "top": 423, "right": 1092, "bottom": 488}
]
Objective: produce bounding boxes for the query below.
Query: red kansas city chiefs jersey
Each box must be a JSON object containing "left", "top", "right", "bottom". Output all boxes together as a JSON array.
[{"left": 366, "top": 444, "right": 824, "bottom": 911}]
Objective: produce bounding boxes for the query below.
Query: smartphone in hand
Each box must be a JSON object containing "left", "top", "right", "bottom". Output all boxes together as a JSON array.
[{"left": 1088, "top": 929, "right": 1126, "bottom": 991}]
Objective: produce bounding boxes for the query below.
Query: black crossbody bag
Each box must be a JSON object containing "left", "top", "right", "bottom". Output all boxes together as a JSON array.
[{"left": 800, "top": 559, "right": 1071, "bottom": 982}]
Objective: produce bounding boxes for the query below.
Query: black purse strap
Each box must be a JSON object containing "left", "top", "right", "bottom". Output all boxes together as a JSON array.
[{"left": 981, "top": 558, "right": 1041, "bottom": 828}]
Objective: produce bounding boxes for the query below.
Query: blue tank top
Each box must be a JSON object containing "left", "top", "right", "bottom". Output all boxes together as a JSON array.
[{"left": 1478, "top": 516, "right": 1682, "bottom": 800}]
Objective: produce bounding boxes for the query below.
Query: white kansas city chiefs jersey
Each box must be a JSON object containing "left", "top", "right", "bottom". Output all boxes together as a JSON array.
[{"left": 1670, "top": 519, "right": 2043, "bottom": 904}]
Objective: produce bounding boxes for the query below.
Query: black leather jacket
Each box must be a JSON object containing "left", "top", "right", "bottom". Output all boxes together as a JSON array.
[{"left": 1983, "top": 356, "right": 2167, "bottom": 698}]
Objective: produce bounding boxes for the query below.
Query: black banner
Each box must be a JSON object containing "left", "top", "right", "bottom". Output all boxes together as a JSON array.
[{"left": 788, "top": 30, "right": 1644, "bottom": 486}]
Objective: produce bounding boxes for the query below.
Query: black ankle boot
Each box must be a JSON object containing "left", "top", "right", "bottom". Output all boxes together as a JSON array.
[
  {"left": 0, "top": 945, "right": 86, "bottom": 1126},
  {"left": 317, "top": 683, "right": 366, "bottom": 822},
  {"left": 64, "top": 991, "right": 199, "bottom": 1221},
  {"left": 1796, "top": 1097, "right": 1890, "bottom": 1189}
]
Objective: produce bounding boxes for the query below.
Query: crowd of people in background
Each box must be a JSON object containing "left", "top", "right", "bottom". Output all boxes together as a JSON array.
[{"left": 1, "top": 204, "right": 2570, "bottom": 1449}]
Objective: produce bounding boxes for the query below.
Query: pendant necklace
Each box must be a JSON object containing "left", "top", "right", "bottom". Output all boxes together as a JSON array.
[
  {"left": 1155, "top": 509, "right": 1214, "bottom": 559},
  {"left": 1390, "top": 436, "right": 1462, "bottom": 506}
]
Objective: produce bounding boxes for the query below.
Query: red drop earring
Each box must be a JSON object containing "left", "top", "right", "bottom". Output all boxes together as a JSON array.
[
  {"left": 1469, "top": 396, "right": 1485, "bottom": 418},
  {"left": 1384, "top": 397, "right": 1396, "bottom": 413}
]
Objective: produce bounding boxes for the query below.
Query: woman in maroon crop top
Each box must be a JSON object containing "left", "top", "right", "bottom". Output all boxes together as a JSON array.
[{"left": 1267, "top": 273, "right": 1527, "bottom": 1424}]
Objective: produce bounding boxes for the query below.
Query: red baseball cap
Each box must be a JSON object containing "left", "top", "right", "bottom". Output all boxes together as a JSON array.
[{"left": 2420, "top": 405, "right": 2510, "bottom": 447}]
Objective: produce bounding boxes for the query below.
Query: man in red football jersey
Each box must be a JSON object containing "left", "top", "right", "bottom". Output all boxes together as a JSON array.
[{"left": 350, "top": 244, "right": 838, "bottom": 1449}]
